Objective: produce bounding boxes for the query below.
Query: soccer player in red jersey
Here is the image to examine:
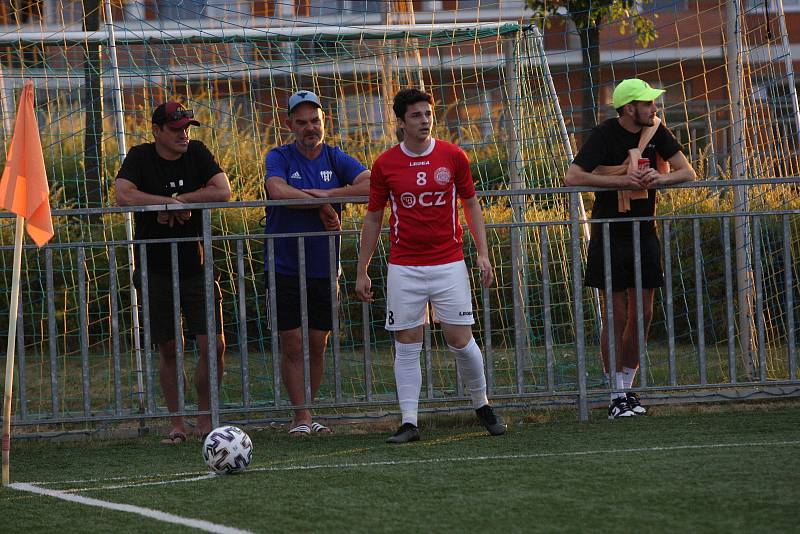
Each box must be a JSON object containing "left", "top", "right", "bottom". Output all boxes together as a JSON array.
[{"left": 355, "top": 88, "right": 507, "bottom": 443}]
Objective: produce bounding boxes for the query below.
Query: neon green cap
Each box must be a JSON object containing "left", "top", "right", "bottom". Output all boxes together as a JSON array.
[{"left": 612, "top": 79, "right": 665, "bottom": 109}]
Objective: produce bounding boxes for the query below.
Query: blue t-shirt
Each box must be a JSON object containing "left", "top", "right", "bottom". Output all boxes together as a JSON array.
[{"left": 264, "top": 143, "right": 367, "bottom": 278}]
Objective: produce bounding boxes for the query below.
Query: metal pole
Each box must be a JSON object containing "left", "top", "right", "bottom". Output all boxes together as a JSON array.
[
  {"left": 570, "top": 194, "right": 589, "bottom": 422},
  {"left": 531, "top": 26, "right": 602, "bottom": 333},
  {"left": 202, "top": 209, "right": 220, "bottom": 430},
  {"left": 103, "top": 0, "right": 146, "bottom": 414},
  {"left": 774, "top": 0, "right": 800, "bottom": 145},
  {"left": 0, "top": 64, "right": 15, "bottom": 137},
  {"left": 380, "top": 2, "right": 400, "bottom": 139},
  {"left": 504, "top": 35, "right": 530, "bottom": 379},
  {"left": 726, "top": 0, "right": 756, "bottom": 377}
]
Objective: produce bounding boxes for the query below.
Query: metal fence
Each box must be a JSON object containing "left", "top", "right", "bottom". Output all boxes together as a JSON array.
[{"left": 1, "top": 179, "right": 799, "bottom": 431}]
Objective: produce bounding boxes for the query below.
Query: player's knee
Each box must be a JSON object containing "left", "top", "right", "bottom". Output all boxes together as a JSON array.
[{"left": 442, "top": 326, "right": 473, "bottom": 349}]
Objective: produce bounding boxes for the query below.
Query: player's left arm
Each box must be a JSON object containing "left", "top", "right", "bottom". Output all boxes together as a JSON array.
[
  {"left": 645, "top": 150, "right": 696, "bottom": 187},
  {"left": 462, "top": 195, "right": 493, "bottom": 288},
  {"left": 306, "top": 169, "right": 371, "bottom": 199},
  {"left": 173, "top": 172, "right": 232, "bottom": 203}
]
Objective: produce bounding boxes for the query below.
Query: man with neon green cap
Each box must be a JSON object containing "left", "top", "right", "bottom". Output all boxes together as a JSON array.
[{"left": 565, "top": 78, "right": 696, "bottom": 419}]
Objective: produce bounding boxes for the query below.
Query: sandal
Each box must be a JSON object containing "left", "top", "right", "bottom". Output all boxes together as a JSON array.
[
  {"left": 288, "top": 423, "right": 311, "bottom": 437},
  {"left": 311, "top": 422, "right": 332, "bottom": 434},
  {"left": 159, "top": 430, "right": 187, "bottom": 445}
]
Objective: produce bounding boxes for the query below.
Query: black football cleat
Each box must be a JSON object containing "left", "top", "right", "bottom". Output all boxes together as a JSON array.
[
  {"left": 476, "top": 405, "right": 507, "bottom": 436},
  {"left": 386, "top": 422, "right": 420, "bottom": 444}
]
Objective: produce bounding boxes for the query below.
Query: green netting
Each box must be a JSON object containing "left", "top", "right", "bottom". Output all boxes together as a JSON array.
[{"left": 0, "top": 1, "right": 798, "bottom": 422}]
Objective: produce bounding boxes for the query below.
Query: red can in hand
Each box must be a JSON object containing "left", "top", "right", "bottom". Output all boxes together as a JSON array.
[{"left": 638, "top": 158, "right": 650, "bottom": 171}]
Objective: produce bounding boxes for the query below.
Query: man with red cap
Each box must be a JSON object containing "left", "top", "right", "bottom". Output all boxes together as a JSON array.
[{"left": 115, "top": 101, "right": 232, "bottom": 444}]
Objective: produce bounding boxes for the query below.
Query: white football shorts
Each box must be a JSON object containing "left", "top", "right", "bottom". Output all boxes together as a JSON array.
[{"left": 385, "top": 260, "right": 475, "bottom": 331}]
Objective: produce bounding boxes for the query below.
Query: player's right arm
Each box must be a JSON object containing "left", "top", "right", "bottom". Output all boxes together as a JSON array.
[{"left": 355, "top": 209, "right": 383, "bottom": 302}]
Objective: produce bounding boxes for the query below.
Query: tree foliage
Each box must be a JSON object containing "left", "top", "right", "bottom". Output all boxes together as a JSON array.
[
  {"left": 525, "top": 0, "right": 657, "bottom": 47},
  {"left": 525, "top": 0, "right": 659, "bottom": 139}
]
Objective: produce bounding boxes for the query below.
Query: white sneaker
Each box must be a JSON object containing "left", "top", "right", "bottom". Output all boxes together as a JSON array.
[
  {"left": 626, "top": 392, "right": 647, "bottom": 415},
  {"left": 608, "top": 396, "right": 635, "bottom": 420}
]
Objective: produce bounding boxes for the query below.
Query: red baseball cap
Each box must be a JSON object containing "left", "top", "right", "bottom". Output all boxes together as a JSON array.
[{"left": 152, "top": 101, "right": 201, "bottom": 129}]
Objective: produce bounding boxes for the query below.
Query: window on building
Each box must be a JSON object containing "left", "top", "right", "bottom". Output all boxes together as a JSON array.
[
  {"left": 0, "top": 0, "right": 43, "bottom": 24},
  {"left": 253, "top": 0, "right": 275, "bottom": 17},
  {"left": 0, "top": 1, "right": 44, "bottom": 68},
  {"left": 303, "top": 0, "right": 383, "bottom": 16},
  {"left": 339, "top": 92, "right": 385, "bottom": 140},
  {"left": 443, "top": 0, "right": 501, "bottom": 9},
  {"left": 745, "top": 0, "right": 800, "bottom": 12},
  {"left": 649, "top": 0, "right": 687, "bottom": 11},
  {"left": 148, "top": 0, "right": 208, "bottom": 21}
]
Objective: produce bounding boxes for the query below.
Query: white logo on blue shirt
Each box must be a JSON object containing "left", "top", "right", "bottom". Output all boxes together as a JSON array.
[
  {"left": 290, "top": 171, "right": 302, "bottom": 180},
  {"left": 320, "top": 170, "right": 333, "bottom": 182}
]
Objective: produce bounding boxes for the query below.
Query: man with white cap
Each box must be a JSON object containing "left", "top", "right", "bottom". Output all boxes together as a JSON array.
[
  {"left": 263, "top": 90, "right": 370, "bottom": 436},
  {"left": 565, "top": 79, "right": 696, "bottom": 419}
]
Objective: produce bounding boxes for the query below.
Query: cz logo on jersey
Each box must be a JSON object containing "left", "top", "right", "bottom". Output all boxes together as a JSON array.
[
  {"left": 320, "top": 170, "right": 333, "bottom": 182},
  {"left": 400, "top": 191, "right": 446, "bottom": 208}
]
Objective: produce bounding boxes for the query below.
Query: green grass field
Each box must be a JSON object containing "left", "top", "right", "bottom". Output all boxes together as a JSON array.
[{"left": 2, "top": 402, "right": 799, "bottom": 533}]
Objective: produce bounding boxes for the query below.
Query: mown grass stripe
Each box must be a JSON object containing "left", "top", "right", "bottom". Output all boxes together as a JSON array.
[{"left": 35, "top": 438, "right": 800, "bottom": 492}]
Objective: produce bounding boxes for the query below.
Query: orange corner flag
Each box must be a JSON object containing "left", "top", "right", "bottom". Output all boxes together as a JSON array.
[{"left": 0, "top": 80, "right": 53, "bottom": 247}]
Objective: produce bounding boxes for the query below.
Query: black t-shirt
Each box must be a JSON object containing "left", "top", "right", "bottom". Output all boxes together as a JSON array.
[
  {"left": 572, "top": 118, "right": 682, "bottom": 237},
  {"left": 116, "top": 140, "right": 223, "bottom": 275}
]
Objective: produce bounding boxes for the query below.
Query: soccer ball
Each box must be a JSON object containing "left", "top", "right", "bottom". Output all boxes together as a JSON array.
[{"left": 202, "top": 425, "right": 253, "bottom": 475}]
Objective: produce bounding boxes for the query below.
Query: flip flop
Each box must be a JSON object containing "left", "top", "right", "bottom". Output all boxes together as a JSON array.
[
  {"left": 288, "top": 423, "right": 311, "bottom": 437},
  {"left": 311, "top": 422, "right": 332, "bottom": 434},
  {"left": 159, "top": 431, "right": 187, "bottom": 445}
]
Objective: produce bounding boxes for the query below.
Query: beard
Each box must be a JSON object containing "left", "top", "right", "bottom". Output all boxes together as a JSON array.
[
  {"left": 633, "top": 109, "right": 655, "bottom": 127},
  {"left": 299, "top": 133, "right": 322, "bottom": 150}
]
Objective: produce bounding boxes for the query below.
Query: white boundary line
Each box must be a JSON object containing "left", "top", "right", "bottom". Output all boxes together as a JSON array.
[
  {"left": 9, "top": 482, "right": 253, "bottom": 534},
  {"left": 29, "top": 470, "right": 209, "bottom": 486},
  {"left": 245, "top": 439, "right": 800, "bottom": 473},
  {"left": 65, "top": 473, "right": 218, "bottom": 493}
]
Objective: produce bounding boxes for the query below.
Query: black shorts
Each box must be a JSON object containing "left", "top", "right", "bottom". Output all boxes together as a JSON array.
[
  {"left": 268, "top": 273, "right": 337, "bottom": 332},
  {"left": 585, "top": 231, "right": 664, "bottom": 291},
  {"left": 134, "top": 271, "right": 223, "bottom": 346}
]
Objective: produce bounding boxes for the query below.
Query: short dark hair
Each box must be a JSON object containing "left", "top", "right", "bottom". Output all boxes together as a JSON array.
[
  {"left": 616, "top": 100, "right": 649, "bottom": 116},
  {"left": 393, "top": 88, "right": 434, "bottom": 119}
]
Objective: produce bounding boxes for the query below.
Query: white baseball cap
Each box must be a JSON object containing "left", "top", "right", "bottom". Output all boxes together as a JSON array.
[{"left": 288, "top": 90, "right": 322, "bottom": 113}]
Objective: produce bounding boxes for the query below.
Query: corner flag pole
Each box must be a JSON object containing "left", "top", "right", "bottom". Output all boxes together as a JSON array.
[
  {"left": 0, "top": 80, "right": 54, "bottom": 486},
  {"left": 2, "top": 215, "right": 24, "bottom": 486}
]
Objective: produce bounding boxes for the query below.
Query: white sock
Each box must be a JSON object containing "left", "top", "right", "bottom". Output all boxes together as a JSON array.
[
  {"left": 622, "top": 366, "right": 638, "bottom": 390},
  {"left": 394, "top": 341, "right": 423, "bottom": 426},
  {"left": 611, "top": 373, "right": 626, "bottom": 401},
  {"left": 449, "top": 337, "right": 489, "bottom": 409}
]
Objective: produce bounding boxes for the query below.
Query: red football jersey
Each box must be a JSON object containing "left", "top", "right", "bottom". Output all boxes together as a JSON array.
[{"left": 368, "top": 139, "right": 476, "bottom": 266}]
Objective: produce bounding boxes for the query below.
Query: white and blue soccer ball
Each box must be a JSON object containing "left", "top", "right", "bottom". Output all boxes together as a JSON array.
[{"left": 202, "top": 425, "right": 253, "bottom": 475}]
